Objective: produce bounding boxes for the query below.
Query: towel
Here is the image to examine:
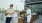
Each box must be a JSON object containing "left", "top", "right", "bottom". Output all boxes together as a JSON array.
[{"left": 12, "top": 13, "right": 18, "bottom": 18}]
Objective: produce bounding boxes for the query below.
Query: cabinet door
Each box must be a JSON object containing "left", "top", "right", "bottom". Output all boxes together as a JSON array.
[{"left": 18, "top": 18, "right": 23, "bottom": 23}]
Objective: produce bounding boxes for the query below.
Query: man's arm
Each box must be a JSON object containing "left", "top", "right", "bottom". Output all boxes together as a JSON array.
[
  {"left": 5, "top": 10, "right": 8, "bottom": 16},
  {"left": 5, "top": 9, "right": 9, "bottom": 15}
]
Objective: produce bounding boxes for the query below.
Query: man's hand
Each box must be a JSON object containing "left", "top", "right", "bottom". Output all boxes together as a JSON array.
[
  {"left": 5, "top": 13, "right": 7, "bottom": 16},
  {"left": 18, "top": 16, "right": 22, "bottom": 18},
  {"left": 27, "top": 14, "right": 30, "bottom": 16}
]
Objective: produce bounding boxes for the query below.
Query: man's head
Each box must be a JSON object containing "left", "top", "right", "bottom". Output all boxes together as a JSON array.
[
  {"left": 26, "top": 6, "right": 29, "bottom": 10},
  {"left": 10, "top": 4, "right": 13, "bottom": 9}
]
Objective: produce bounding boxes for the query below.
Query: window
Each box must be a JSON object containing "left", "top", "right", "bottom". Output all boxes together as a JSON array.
[
  {"left": 39, "top": 0, "right": 42, "bottom": 1},
  {"left": 39, "top": 4, "right": 42, "bottom": 8},
  {"left": 31, "top": 4, "right": 39, "bottom": 13}
]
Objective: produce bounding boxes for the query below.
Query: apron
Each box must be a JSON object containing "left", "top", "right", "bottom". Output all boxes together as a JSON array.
[
  {"left": 27, "top": 15, "right": 32, "bottom": 22},
  {"left": 26, "top": 9, "right": 32, "bottom": 22}
]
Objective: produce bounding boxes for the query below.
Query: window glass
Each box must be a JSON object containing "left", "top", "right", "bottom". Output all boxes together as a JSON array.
[
  {"left": 39, "top": 4, "right": 42, "bottom": 8},
  {"left": 31, "top": 4, "right": 39, "bottom": 13}
]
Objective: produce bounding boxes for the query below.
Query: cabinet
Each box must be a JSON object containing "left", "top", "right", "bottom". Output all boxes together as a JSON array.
[
  {"left": 30, "top": 14, "right": 39, "bottom": 23},
  {"left": 18, "top": 18, "right": 23, "bottom": 23}
]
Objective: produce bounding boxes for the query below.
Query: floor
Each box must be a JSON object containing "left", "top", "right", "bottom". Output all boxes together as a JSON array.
[
  {"left": 0, "top": 20, "right": 3, "bottom": 23},
  {"left": 33, "top": 15, "right": 42, "bottom": 23},
  {"left": 0, "top": 15, "right": 42, "bottom": 23}
]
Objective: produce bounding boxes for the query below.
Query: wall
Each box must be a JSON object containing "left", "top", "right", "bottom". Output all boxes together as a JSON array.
[{"left": 0, "top": 0, "right": 25, "bottom": 11}]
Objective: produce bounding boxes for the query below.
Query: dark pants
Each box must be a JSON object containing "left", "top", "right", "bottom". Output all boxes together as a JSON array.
[{"left": 6, "top": 17, "right": 12, "bottom": 23}]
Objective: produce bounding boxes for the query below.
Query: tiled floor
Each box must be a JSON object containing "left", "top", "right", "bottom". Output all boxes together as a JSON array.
[
  {"left": 0, "top": 15, "right": 42, "bottom": 23},
  {"left": 33, "top": 15, "right": 42, "bottom": 23}
]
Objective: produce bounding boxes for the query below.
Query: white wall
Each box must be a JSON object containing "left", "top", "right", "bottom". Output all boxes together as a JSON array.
[{"left": 0, "top": 0, "right": 25, "bottom": 11}]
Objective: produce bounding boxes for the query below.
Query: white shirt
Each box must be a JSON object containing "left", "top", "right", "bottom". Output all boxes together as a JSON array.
[{"left": 26, "top": 9, "right": 31, "bottom": 16}]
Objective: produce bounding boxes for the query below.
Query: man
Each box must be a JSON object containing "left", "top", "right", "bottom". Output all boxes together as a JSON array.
[
  {"left": 26, "top": 6, "right": 32, "bottom": 23},
  {"left": 5, "top": 4, "right": 14, "bottom": 23}
]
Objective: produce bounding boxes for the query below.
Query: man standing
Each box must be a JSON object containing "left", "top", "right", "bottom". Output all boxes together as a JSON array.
[
  {"left": 5, "top": 4, "right": 14, "bottom": 23},
  {"left": 26, "top": 6, "right": 32, "bottom": 23}
]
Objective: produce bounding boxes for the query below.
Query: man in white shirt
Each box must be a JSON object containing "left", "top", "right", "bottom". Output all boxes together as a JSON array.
[{"left": 26, "top": 6, "right": 32, "bottom": 23}]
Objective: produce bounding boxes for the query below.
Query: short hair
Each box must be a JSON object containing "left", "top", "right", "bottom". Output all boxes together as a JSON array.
[
  {"left": 26, "top": 6, "right": 29, "bottom": 8},
  {"left": 10, "top": 4, "right": 13, "bottom": 7}
]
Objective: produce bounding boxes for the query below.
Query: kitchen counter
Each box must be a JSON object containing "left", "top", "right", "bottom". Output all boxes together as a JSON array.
[
  {"left": 18, "top": 16, "right": 23, "bottom": 23},
  {"left": 18, "top": 14, "right": 39, "bottom": 23},
  {"left": 18, "top": 10, "right": 39, "bottom": 23},
  {"left": 30, "top": 14, "right": 39, "bottom": 23}
]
